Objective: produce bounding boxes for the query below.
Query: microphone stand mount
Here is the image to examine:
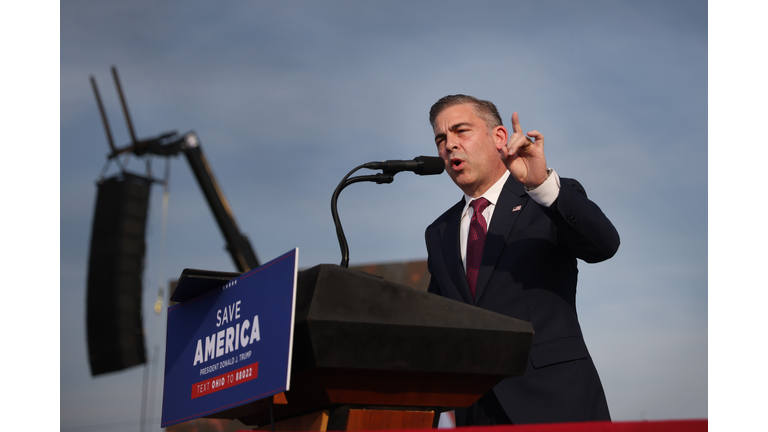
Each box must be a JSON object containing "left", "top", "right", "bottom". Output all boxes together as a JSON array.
[{"left": 331, "top": 166, "right": 405, "bottom": 268}]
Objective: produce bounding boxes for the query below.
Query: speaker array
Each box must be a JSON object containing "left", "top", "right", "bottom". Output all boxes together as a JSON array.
[{"left": 86, "top": 173, "right": 151, "bottom": 376}]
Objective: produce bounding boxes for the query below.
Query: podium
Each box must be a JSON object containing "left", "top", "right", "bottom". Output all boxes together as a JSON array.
[{"left": 198, "top": 264, "right": 533, "bottom": 430}]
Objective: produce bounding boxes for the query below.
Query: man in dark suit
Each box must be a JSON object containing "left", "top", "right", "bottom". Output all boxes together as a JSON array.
[{"left": 425, "top": 95, "right": 619, "bottom": 425}]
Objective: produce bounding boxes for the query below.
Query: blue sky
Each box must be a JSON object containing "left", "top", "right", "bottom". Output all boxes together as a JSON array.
[{"left": 53, "top": 1, "right": 716, "bottom": 430}]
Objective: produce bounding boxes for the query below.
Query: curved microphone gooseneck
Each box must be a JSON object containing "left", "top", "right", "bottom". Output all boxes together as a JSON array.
[{"left": 330, "top": 156, "right": 444, "bottom": 268}]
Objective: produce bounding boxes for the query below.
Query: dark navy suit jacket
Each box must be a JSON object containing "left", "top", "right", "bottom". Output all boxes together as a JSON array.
[{"left": 425, "top": 174, "right": 619, "bottom": 424}]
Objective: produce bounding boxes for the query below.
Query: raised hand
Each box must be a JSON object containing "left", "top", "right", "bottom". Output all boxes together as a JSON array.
[{"left": 496, "top": 112, "right": 549, "bottom": 188}]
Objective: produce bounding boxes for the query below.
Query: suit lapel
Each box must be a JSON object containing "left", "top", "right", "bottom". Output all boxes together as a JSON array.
[
  {"left": 473, "top": 176, "right": 528, "bottom": 304},
  {"left": 441, "top": 197, "right": 474, "bottom": 304}
]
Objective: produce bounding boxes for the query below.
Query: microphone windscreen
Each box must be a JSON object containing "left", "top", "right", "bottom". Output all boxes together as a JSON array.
[{"left": 414, "top": 156, "right": 445, "bottom": 175}]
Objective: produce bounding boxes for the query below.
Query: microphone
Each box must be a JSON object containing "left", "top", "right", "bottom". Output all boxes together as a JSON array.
[
  {"left": 332, "top": 155, "right": 444, "bottom": 267},
  {"left": 363, "top": 156, "right": 445, "bottom": 175}
]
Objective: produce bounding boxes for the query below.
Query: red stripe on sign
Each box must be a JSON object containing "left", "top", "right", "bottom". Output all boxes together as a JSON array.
[{"left": 191, "top": 363, "right": 259, "bottom": 399}]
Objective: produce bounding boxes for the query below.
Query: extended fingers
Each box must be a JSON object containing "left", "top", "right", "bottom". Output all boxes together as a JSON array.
[
  {"left": 505, "top": 133, "right": 529, "bottom": 156},
  {"left": 527, "top": 130, "right": 543, "bottom": 140},
  {"left": 519, "top": 136, "right": 534, "bottom": 152},
  {"left": 507, "top": 113, "right": 544, "bottom": 156},
  {"left": 511, "top": 112, "right": 522, "bottom": 133},
  {"left": 527, "top": 130, "right": 543, "bottom": 148}
]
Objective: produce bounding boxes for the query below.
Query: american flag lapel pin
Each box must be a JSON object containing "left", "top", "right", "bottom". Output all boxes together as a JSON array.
[{"left": 513, "top": 205, "right": 522, "bottom": 212}]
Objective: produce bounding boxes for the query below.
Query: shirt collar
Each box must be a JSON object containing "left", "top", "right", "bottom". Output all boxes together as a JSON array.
[{"left": 461, "top": 170, "right": 510, "bottom": 217}]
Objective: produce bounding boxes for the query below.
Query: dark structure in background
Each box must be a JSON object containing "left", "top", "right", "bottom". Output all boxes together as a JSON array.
[
  {"left": 85, "top": 66, "right": 260, "bottom": 377},
  {"left": 351, "top": 260, "right": 430, "bottom": 292},
  {"left": 86, "top": 172, "right": 151, "bottom": 375}
]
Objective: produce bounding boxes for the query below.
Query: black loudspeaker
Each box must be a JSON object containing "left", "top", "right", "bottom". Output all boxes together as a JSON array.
[{"left": 86, "top": 172, "right": 151, "bottom": 376}]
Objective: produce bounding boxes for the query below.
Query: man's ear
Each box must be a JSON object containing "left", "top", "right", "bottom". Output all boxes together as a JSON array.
[{"left": 493, "top": 125, "right": 508, "bottom": 149}]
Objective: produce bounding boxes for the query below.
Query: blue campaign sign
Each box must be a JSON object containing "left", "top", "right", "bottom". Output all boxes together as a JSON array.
[{"left": 161, "top": 248, "right": 298, "bottom": 427}]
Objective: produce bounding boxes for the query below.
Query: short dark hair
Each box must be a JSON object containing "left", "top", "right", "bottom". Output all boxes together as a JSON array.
[{"left": 429, "top": 94, "right": 503, "bottom": 130}]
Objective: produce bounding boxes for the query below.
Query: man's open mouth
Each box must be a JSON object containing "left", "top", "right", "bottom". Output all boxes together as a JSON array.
[{"left": 450, "top": 158, "right": 464, "bottom": 170}]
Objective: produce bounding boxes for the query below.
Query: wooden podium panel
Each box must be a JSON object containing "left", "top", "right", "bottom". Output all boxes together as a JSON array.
[
  {"left": 345, "top": 409, "right": 435, "bottom": 431},
  {"left": 261, "top": 410, "right": 329, "bottom": 431},
  {"left": 258, "top": 408, "right": 435, "bottom": 432}
]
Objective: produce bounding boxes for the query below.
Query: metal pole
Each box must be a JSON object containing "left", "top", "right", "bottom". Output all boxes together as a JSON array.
[
  {"left": 112, "top": 65, "right": 138, "bottom": 144},
  {"left": 141, "top": 356, "right": 150, "bottom": 432}
]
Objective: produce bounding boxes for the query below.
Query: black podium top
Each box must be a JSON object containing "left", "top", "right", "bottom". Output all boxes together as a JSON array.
[
  {"left": 202, "top": 264, "right": 535, "bottom": 426},
  {"left": 291, "top": 264, "right": 533, "bottom": 376}
]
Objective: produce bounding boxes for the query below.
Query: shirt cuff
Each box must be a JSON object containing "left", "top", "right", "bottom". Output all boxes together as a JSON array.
[{"left": 526, "top": 169, "right": 560, "bottom": 207}]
